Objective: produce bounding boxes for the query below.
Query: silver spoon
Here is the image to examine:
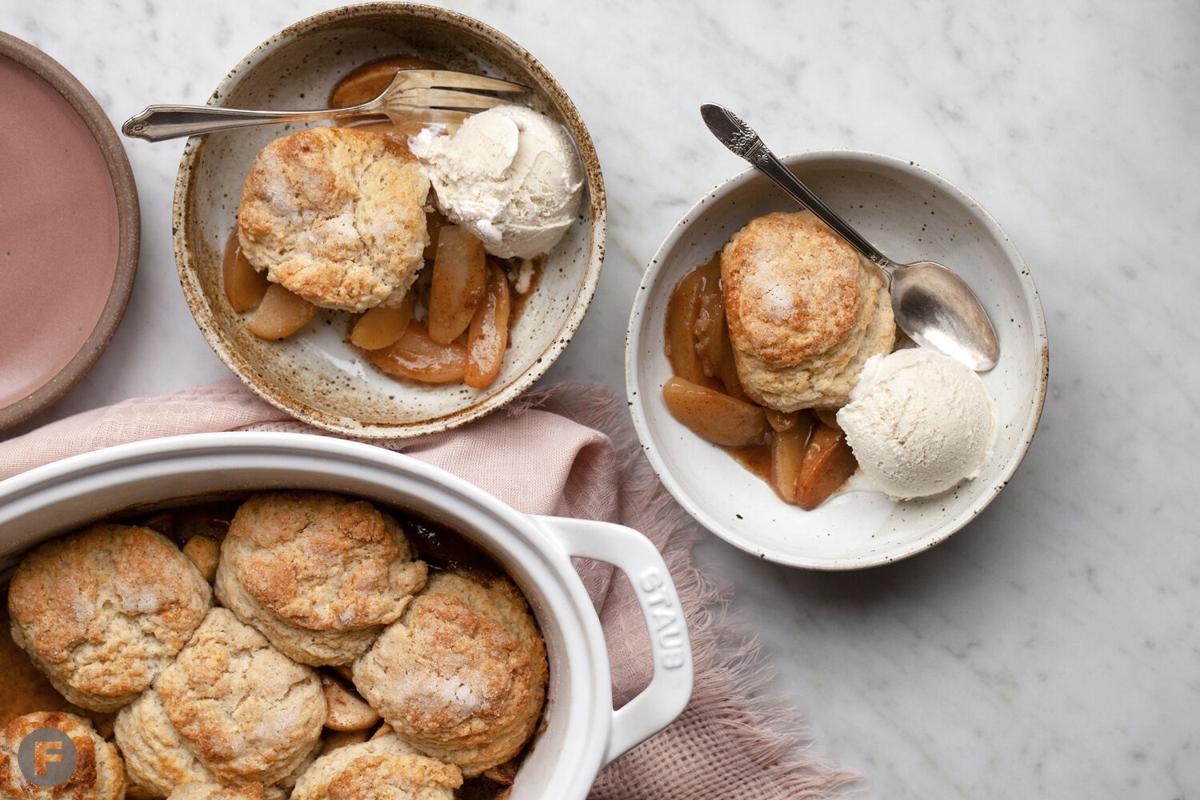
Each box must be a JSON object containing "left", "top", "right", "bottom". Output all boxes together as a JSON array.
[{"left": 700, "top": 104, "right": 1000, "bottom": 372}]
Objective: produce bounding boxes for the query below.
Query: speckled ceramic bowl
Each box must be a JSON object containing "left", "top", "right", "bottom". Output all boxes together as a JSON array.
[
  {"left": 626, "top": 151, "right": 1048, "bottom": 570},
  {"left": 174, "top": 4, "right": 605, "bottom": 438}
]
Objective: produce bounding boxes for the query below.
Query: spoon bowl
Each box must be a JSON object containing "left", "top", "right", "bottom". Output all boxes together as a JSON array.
[{"left": 888, "top": 260, "right": 1000, "bottom": 371}]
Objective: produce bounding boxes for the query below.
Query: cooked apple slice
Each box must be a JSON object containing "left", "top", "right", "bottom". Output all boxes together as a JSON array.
[
  {"left": 350, "top": 293, "right": 414, "bottom": 350},
  {"left": 324, "top": 729, "right": 371, "bottom": 752},
  {"left": 424, "top": 210, "right": 448, "bottom": 262},
  {"left": 766, "top": 409, "right": 800, "bottom": 432},
  {"left": 482, "top": 759, "right": 519, "bottom": 786},
  {"left": 769, "top": 412, "right": 815, "bottom": 502},
  {"left": 692, "top": 257, "right": 726, "bottom": 378},
  {"left": 223, "top": 233, "right": 270, "bottom": 312},
  {"left": 716, "top": 330, "right": 746, "bottom": 399},
  {"left": 246, "top": 284, "right": 318, "bottom": 340},
  {"left": 428, "top": 225, "right": 487, "bottom": 345},
  {"left": 662, "top": 376, "right": 768, "bottom": 447},
  {"left": 770, "top": 428, "right": 804, "bottom": 504},
  {"left": 181, "top": 536, "right": 220, "bottom": 584},
  {"left": 465, "top": 264, "right": 511, "bottom": 389},
  {"left": 815, "top": 408, "right": 841, "bottom": 429},
  {"left": 664, "top": 267, "right": 716, "bottom": 388},
  {"left": 320, "top": 674, "right": 381, "bottom": 732},
  {"left": 795, "top": 423, "right": 858, "bottom": 510},
  {"left": 330, "top": 57, "right": 444, "bottom": 108},
  {"left": 364, "top": 322, "right": 467, "bottom": 384}
]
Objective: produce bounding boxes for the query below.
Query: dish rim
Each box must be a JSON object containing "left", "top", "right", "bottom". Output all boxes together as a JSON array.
[
  {"left": 625, "top": 148, "right": 1050, "bottom": 570},
  {"left": 171, "top": 2, "right": 607, "bottom": 438},
  {"left": 0, "top": 32, "right": 140, "bottom": 431}
]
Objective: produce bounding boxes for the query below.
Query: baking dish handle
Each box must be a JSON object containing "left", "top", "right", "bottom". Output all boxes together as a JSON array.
[{"left": 536, "top": 516, "right": 694, "bottom": 764}]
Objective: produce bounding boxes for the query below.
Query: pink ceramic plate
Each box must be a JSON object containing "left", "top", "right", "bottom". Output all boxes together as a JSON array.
[{"left": 0, "top": 33, "right": 139, "bottom": 430}]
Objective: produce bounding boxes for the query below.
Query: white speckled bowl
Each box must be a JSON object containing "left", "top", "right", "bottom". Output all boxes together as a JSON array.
[
  {"left": 626, "top": 151, "right": 1048, "bottom": 570},
  {"left": 174, "top": 4, "right": 605, "bottom": 438}
]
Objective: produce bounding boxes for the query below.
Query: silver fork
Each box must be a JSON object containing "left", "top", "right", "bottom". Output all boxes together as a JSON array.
[{"left": 121, "top": 69, "right": 527, "bottom": 142}]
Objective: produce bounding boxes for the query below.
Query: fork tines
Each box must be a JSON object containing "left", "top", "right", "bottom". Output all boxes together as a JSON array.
[
  {"left": 393, "top": 69, "right": 528, "bottom": 94},
  {"left": 401, "top": 89, "right": 516, "bottom": 112},
  {"left": 384, "top": 69, "right": 528, "bottom": 114},
  {"left": 386, "top": 69, "right": 528, "bottom": 114}
]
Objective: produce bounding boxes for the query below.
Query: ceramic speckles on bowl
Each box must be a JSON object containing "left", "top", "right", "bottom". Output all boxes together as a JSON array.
[
  {"left": 174, "top": 3, "right": 605, "bottom": 438},
  {"left": 626, "top": 151, "right": 1048, "bottom": 570}
]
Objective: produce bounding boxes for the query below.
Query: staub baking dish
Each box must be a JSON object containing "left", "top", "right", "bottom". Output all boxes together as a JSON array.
[{"left": 0, "top": 432, "right": 693, "bottom": 799}]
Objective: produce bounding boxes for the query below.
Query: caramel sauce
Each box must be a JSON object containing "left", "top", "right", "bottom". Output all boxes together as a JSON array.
[
  {"left": 725, "top": 443, "right": 773, "bottom": 482},
  {"left": 508, "top": 255, "right": 544, "bottom": 326},
  {"left": 0, "top": 591, "right": 74, "bottom": 725}
]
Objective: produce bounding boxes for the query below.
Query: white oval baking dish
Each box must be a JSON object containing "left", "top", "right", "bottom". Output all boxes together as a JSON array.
[{"left": 0, "top": 432, "right": 692, "bottom": 799}]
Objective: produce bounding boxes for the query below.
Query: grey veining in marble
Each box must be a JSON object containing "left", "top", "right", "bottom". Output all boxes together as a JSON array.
[{"left": 2, "top": 0, "right": 1198, "bottom": 796}]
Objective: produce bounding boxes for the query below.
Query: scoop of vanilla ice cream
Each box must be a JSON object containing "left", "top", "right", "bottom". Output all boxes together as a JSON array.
[
  {"left": 836, "top": 348, "right": 996, "bottom": 500},
  {"left": 409, "top": 105, "right": 584, "bottom": 259}
]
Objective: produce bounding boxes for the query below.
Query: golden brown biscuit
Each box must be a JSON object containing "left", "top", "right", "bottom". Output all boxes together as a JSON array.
[
  {"left": 351, "top": 571, "right": 547, "bottom": 777},
  {"left": 732, "top": 269, "right": 894, "bottom": 410},
  {"left": 114, "top": 609, "right": 326, "bottom": 796},
  {"left": 237, "top": 127, "right": 430, "bottom": 312},
  {"left": 166, "top": 784, "right": 284, "bottom": 800},
  {"left": 214, "top": 492, "right": 428, "bottom": 666},
  {"left": 721, "top": 211, "right": 895, "bottom": 409},
  {"left": 7, "top": 524, "right": 212, "bottom": 712},
  {"left": 290, "top": 734, "right": 460, "bottom": 800},
  {"left": 275, "top": 739, "right": 321, "bottom": 795},
  {"left": 0, "top": 711, "right": 125, "bottom": 800},
  {"left": 114, "top": 689, "right": 212, "bottom": 794}
]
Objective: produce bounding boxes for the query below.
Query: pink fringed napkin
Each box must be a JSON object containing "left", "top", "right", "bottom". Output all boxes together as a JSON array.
[{"left": 0, "top": 380, "right": 853, "bottom": 799}]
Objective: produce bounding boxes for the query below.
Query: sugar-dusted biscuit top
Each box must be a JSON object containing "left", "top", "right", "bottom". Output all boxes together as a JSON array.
[
  {"left": 722, "top": 210, "right": 864, "bottom": 365},
  {"left": 721, "top": 211, "right": 895, "bottom": 410},
  {"left": 114, "top": 609, "right": 326, "bottom": 796},
  {"left": 352, "top": 571, "right": 547, "bottom": 777},
  {"left": 290, "top": 733, "right": 460, "bottom": 800},
  {"left": 166, "top": 782, "right": 285, "bottom": 800},
  {"left": 215, "top": 492, "right": 427, "bottom": 666},
  {"left": 237, "top": 127, "right": 430, "bottom": 312},
  {"left": 7, "top": 523, "right": 212, "bottom": 712}
]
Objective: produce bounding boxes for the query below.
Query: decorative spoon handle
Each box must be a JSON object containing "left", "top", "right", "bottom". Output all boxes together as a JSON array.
[
  {"left": 121, "top": 102, "right": 374, "bottom": 142},
  {"left": 700, "top": 103, "right": 892, "bottom": 270}
]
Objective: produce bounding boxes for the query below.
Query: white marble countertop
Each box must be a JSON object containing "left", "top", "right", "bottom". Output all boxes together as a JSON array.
[{"left": 4, "top": 1, "right": 1198, "bottom": 796}]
